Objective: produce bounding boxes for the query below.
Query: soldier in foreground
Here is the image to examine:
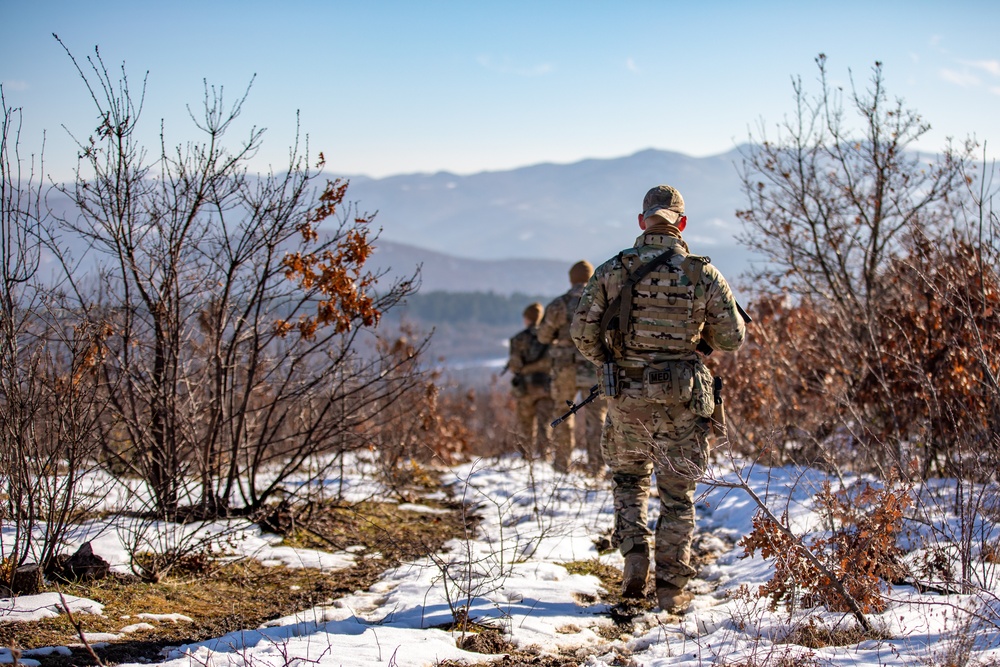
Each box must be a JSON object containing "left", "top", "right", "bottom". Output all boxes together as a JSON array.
[
  {"left": 507, "top": 302, "right": 553, "bottom": 460},
  {"left": 570, "top": 185, "right": 746, "bottom": 611},
  {"left": 538, "top": 261, "right": 608, "bottom": 473}
]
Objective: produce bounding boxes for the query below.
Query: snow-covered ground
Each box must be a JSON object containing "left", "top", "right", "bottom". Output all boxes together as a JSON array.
[{"left": 3, "top": 454, "right": 1000, "bottom": 666}]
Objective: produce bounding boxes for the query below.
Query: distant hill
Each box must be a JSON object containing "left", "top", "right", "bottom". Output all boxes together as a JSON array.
[
  {"left": 340, "top": 147, "right": 755, "bottom": 286},
  {"left": 369, "top": 239, "right": 570, "bottom": 297}
]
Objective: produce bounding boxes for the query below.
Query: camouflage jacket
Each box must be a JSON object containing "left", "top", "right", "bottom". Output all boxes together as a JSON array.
[
  {"left": 570, "top": 227, "right": 745, "bottom": 371},
  {"left": 538, "top": 284, "right": 588, "bottom": 367}
]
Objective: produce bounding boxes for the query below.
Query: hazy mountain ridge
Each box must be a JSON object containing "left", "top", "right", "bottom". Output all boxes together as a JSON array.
[
  {"left": 343, "top": 147, "right": 752, "bottom": 288},
  {"left": 40, "top": 148, "right": 755, "bottom": 298}
]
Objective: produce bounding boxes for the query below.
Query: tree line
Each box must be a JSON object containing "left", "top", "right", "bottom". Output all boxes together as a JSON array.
[{"left": 388, "top": 291, "right": 552, "bottom": 327}]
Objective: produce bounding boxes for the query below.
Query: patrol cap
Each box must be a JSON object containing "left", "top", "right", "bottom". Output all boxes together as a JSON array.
[
  {"left": 569, "top": 260, "right": 594, "bottom": 285},
  {"left": 642, "top": 185, "right": 685, "bottom": 223},
  {"left": 523, "top": 302, "right": 544, "bottom": 325}
]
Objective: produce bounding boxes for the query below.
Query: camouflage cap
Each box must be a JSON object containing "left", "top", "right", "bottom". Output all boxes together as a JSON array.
[
  {"left": 523, "top": 302, "right": 544, "bottom": 325},
  {"left": 642, "top": 185, "right": 685, "bottom": 223}
]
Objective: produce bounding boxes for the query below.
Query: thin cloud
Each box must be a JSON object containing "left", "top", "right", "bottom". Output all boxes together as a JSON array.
[
  {"left": 960, "top": 59, "right": 1000, "bottom": 77},
  {"left": 476, "top": 55, "right": 554, "bottom": 77},
  {"left": 939, "top": 67, "right": 980, "bottom": 87},
  {"left": 626, "top": 57, "right": 639, "bottom": 73},
  {"left": 1, "top": 80, "right": 29, "bottom": 91}
]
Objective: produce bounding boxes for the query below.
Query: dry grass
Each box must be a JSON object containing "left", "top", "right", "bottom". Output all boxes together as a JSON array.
[{"left": 780, "top": 617, "right": 893, "bottom": 649}]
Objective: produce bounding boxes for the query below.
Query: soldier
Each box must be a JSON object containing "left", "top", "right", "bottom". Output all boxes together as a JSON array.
[
  {"left": 570, "top": 185, "right": 746, "bottom": 612},
  {"left": 538, "top": 261, "right": 608, "bottom": 473},
  {"left": 507, "top": 302, "right": 553, "bottom": 460}
]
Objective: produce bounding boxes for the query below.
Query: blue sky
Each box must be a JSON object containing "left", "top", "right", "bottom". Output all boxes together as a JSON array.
[{"left": 3, "top": 1, "right": 999, "bottom": 183}]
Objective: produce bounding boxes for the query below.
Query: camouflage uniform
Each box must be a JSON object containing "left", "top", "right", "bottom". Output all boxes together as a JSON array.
[
  {"left": 508, "top": 304, "right": 553, "bottom": 459},
  {"left": 570, "top": 185, "right": 745, "bottom": 595},
  {"left": 538, "top": 262, "right": 608, "bottom": 473}
]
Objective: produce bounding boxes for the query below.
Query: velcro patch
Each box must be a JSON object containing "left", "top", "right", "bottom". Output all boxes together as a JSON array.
[{"left": 647, "top": 369, "right": 672, "bottom": 385}]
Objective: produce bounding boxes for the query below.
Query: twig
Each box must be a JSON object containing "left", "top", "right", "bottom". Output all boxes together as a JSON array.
[{"left": 57, "top": 588, "right": 106, "bottom": 667}]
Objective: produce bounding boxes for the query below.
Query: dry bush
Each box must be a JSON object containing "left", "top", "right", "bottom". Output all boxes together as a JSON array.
[
  {"left": 719, "top": 224, "right": 999, "bottom": 480},
  {"left": 728, "top": 55, "right": 995, "bottom": 476},
  {"left": 32, "top": 43, "right": 428, "bottom": 521},
  {"left": 713, "top": 296, "right": 853, "bottom": 469},
  {"left": 739, "top": 479, "right": 911, "bottom": 615},
  {"left": 858, "top": 230, "right": 1000, "bottom": 479},
  {"left": 366, "top": 369, "right": 520, "bottom": 499},
  {"left": 2, "top": 86, "right": 110, "bottom": 580},
  {"left": 450, "top": 376, "right": 520, "bottom": 459}
]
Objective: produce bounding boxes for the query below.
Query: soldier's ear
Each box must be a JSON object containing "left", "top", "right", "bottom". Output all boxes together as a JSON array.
[
  {"left": 638, "top": 214, "right": 646, "bottom": 230},
  {"left": 677, "top": 216, "right": 687, "bottom": 232}
]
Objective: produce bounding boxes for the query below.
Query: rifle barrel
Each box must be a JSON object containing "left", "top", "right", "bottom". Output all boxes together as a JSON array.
[{"left": 549, "top": 384, "right": 600, "bottom": 428}]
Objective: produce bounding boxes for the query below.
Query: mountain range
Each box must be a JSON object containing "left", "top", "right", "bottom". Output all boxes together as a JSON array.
[
  {"left": 41, "top": 148, "right": 755, "bottom": 298},
  {"left": 348, "top": 147, "right": 755, "bottom": 296}
]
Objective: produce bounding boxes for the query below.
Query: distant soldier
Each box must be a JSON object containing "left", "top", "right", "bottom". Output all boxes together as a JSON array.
[
  {"left": 571, "top": 185, "right": 746, "bottom": 612},
  {"left": 539, "top": 260, "right": 608, "bottom": 473},
  {"left": 508, "top": 302, "right": 553, "bottom": 460}
]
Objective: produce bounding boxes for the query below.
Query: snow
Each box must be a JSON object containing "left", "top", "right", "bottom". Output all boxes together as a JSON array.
[
  {"left": 3, "top": 453, "right": 1000, "bottom": 666},
  {"left": 0, "top": 593, "right": 104, "bottom": 624}
]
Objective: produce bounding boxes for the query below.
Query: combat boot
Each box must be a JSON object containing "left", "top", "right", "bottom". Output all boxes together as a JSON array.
[
  {"left": 620, "top": 551, "right": 649, "bottom": 599},
  {"left": 655, "top": 582, "right": 694, "bottom": 612}
]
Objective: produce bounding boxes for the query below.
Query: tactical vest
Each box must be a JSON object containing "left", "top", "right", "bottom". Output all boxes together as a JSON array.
[
  {"left": 601, "top": 247, "right": 709, "bottom": 361},
  {"left": 511, "top": 327, "right": 550, "bottom": 375}
]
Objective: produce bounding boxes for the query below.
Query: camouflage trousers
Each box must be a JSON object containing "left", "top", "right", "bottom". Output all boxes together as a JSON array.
[
  {"left": 515, "top": 387, "right": 553, "bottom": 460},
  {"left": 602, "top": 393, "right": 709, "bottom": 589},
  {"left": 548, "top": 363, "right": 607, "bottom": 472}
]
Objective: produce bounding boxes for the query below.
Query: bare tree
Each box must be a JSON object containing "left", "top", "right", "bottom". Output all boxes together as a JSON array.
[
  {"left": 0, "top": 84, "right": 44, "bottom": 582},
  {"left": 51, "top": 41, "right": 425, "bottom": 520},
  {"left": 734, "top": 54, "right": 978, "bottom": 470}
]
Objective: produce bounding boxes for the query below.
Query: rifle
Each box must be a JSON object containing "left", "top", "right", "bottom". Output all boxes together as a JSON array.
[{"left": 550, "top": 384, "right": 600, "bottom": 428}]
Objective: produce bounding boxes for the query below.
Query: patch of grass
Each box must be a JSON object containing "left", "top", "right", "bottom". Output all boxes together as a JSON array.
[
  {"left": 286, "top": 498, "right": 471, "bottom": 564},
  {"left": 720, "top": 648, "right": 820, "bottom": 667},
  {"left": 0, "top": 561, "right": 357, "bottom": 663},
  {"left": 781, "top": 617, "right": 893, "bottom": 648},
  {"left": 563, "top": 558, "right": 622, "bottom": 599},
  {"left": 0, "top": 499, "right": 469, "bottom": 667}
]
